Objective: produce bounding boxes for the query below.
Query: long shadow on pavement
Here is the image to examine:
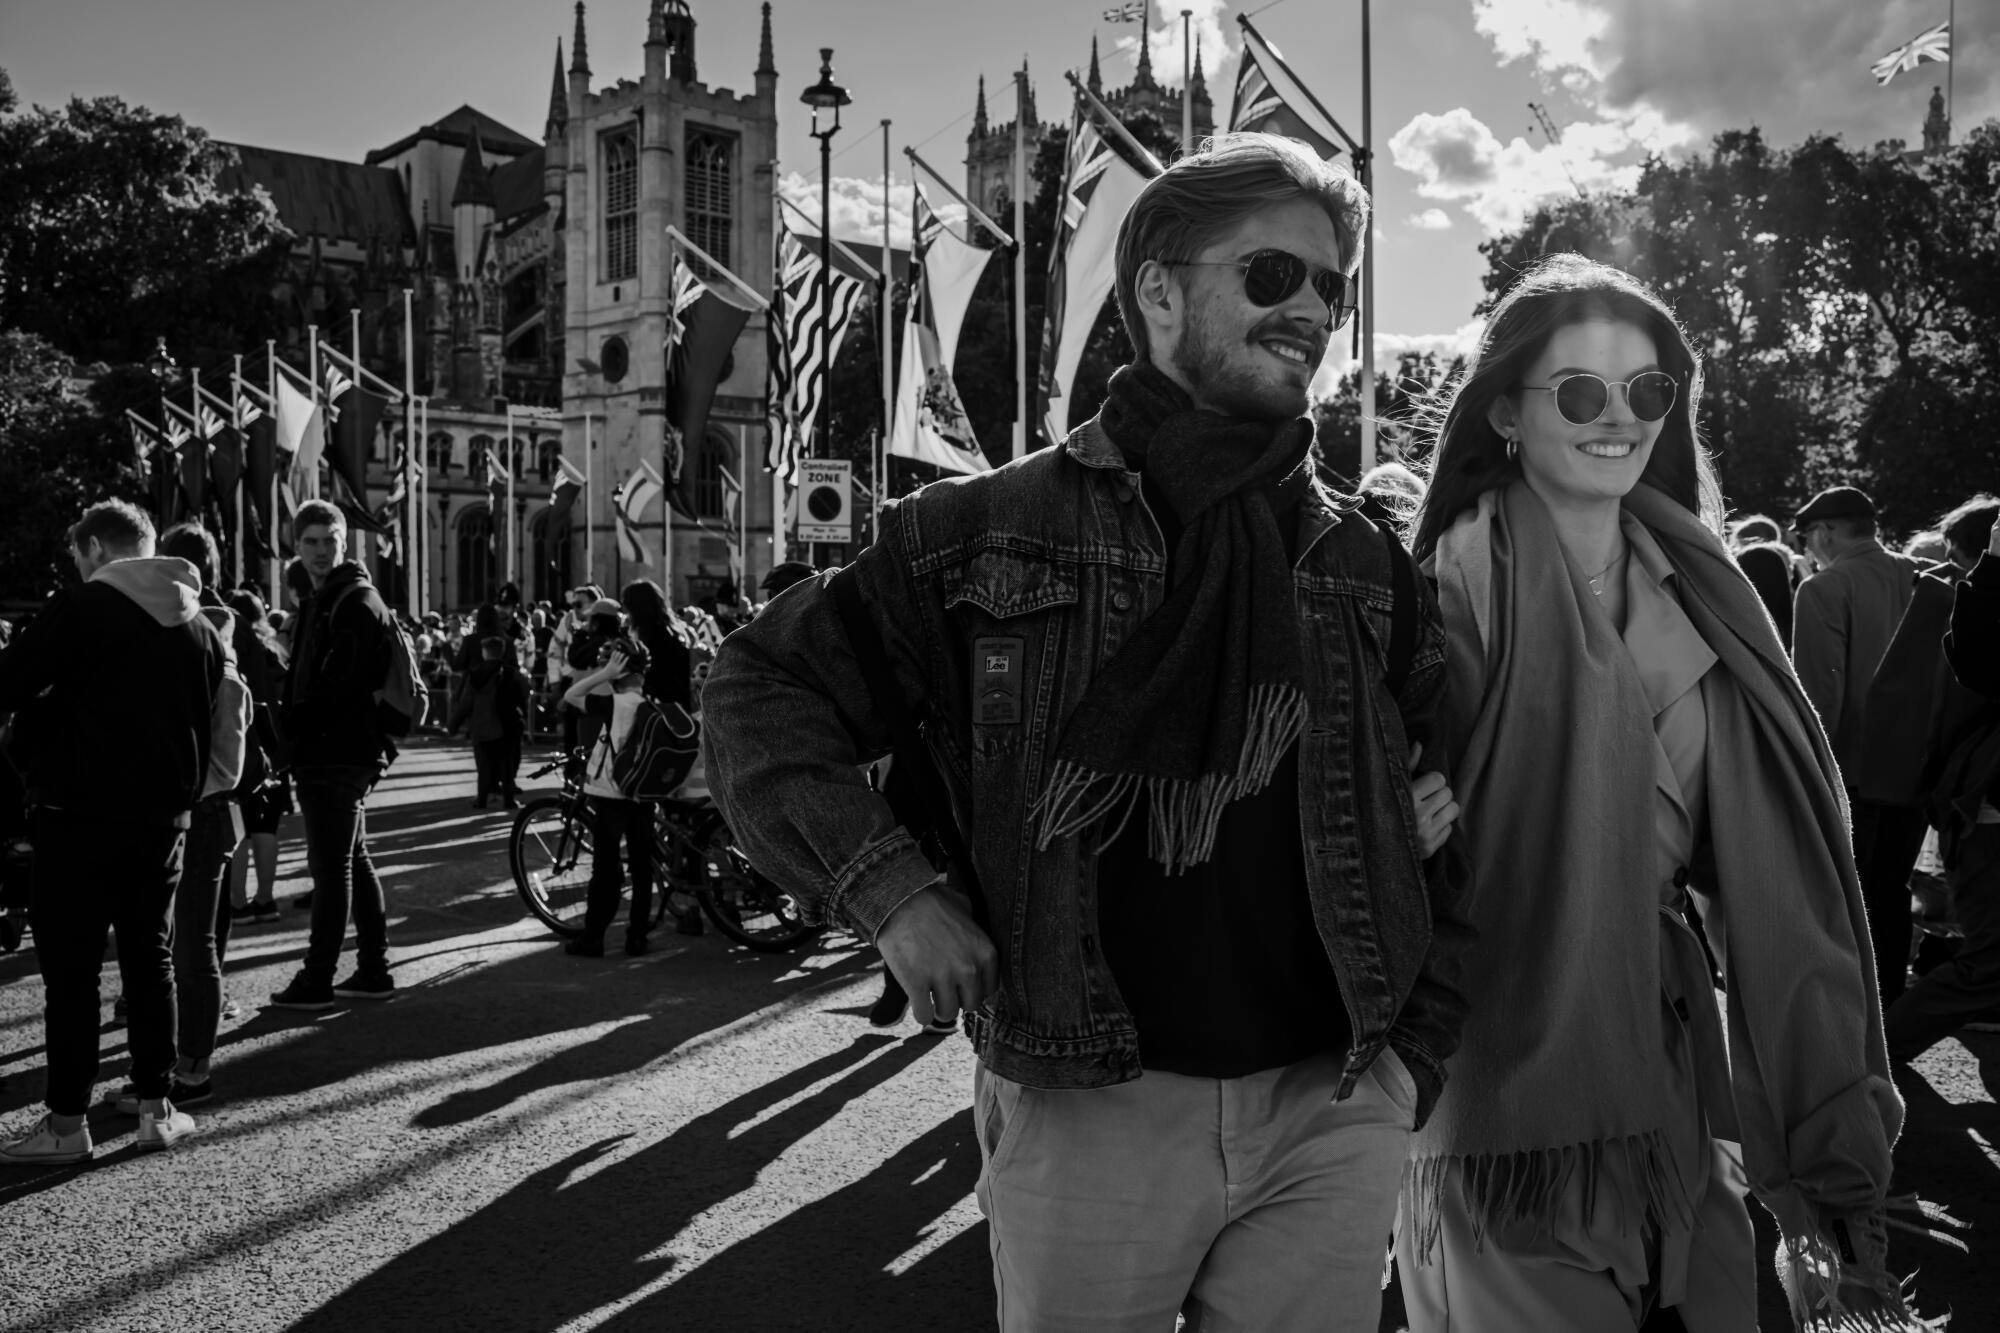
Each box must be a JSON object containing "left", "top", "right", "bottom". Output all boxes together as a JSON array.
[{"left": 288, "top": 1031, "right": 947, "bottom": 1333}]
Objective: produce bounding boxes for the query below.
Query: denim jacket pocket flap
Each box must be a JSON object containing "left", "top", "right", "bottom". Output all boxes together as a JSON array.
[{"left": 944, "top": 550, "right": 1081, "bottom": 620}]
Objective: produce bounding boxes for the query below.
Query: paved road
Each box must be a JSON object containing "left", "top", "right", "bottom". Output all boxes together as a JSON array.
[{"left": 0, "top": 738, "right": 1992, "bottom": 1331}]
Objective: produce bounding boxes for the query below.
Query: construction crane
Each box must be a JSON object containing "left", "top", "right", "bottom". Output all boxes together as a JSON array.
[{"left": 1528, "top": 101, "right": 1587, "bottom": 199}]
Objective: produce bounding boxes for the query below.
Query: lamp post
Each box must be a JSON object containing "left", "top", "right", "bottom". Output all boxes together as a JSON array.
[
  {"left": 799, "top": 48, "right": 850, "bottom": 564},
  {"left": 146, "top": 336, "right": 178, "bottom": 523}
]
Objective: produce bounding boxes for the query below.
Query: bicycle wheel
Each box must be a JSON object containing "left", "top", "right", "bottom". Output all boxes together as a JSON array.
[
  {"left": 510, "top": 795, "right": 593, "bottom": 938},
  {"left": 692, "top": 814, "right": 820, "bottom": 953}
]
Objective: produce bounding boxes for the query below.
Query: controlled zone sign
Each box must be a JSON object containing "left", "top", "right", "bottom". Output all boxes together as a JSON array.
[{"left": 796, "top": 459, "right": 853, "bottom": 543}]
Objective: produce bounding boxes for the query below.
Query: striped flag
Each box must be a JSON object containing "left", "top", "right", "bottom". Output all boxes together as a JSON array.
[
  {"left": 1101, "top": 1, "right": 1145, "bottom": 20},
  {"left": 548, "top": 455, "right": 587, "bottom": 523},
  {"left": 1872, "top": 20, "right": 1950, "bottom": 85},
  {"left": 614, "top": 461, "right": 663, "bottom": 565},
  {"left": 765, "top": 222, "right": 864, "bottom": 484},
  {"left": 1232, "top": 17, "right": 1348, "bottom": 163}
]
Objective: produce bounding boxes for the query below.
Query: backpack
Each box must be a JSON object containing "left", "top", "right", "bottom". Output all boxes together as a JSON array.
[
  {"left": 610, "top": 696, "right": 700, "bottom": 800},
  {"left": 329, "top": 584, "right": 430, "bottom": 739}
]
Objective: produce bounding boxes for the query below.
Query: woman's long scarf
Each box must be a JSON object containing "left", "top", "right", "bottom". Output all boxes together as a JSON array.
[
  {"left": 1032, "top": 363, "right": 1313, "bottom": 873},
  {"left": 1410, "top": 479, "right": 1917, "bottom": 1329}
]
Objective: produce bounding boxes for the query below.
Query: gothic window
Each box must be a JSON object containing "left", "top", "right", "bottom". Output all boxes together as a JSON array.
[
  {"left": 684, "top": 129, "right": 734, "bottom": 277},
  {"left": 456, "top": 506, "right": 495, "bottom": 609},
  {"left": 427, "top": 431, "right": 454, "bottom": 474},
  {"left": 693, "top": 430, "right": 735, "bottom": 520},
  {"left": 603, "top": 129, "right": 638, "bottom": 282},
  {"left": 536, "top": 439, "right": 560, "bottom": 483},
  {"left": 530, "top": 508, "right": 573, "bottom": 604},
  {"left": 468, "top": 434, "right": 496, "bottom": 483}
]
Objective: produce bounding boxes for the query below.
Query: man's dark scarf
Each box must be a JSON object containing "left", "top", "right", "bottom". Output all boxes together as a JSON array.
[{"left": 1032, "top": 362, "right": 1314, "bottom": 873}]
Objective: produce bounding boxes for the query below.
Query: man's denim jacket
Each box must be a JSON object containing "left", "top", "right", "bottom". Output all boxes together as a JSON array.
[{"left": 704, "top": 417, "right": 1474, "bottom": 1127}]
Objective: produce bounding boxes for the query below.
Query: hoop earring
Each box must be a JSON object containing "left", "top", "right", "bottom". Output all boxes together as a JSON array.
[{"left": 1504, "top": 434, "right": 1519, "bottom": 461}]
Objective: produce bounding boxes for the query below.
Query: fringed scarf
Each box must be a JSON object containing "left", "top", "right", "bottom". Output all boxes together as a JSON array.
[
  {"left": 1409, "top": 480, "right": 1922, "bottom": 1330},
  {"left": 1031, "top": 363, "right": 1314, "bottom": 874}
]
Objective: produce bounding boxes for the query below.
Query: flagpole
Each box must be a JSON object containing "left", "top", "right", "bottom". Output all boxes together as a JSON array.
[
  {"left": 351, "top": 307, "right": 368, "bottom": 566},
  {"left": 505, "top": 409, "right": 517, "bottom": 591},
  {"left": 1014, "top": 60, "right": 1028, "bottom": 459},
  {"left": 1949, "top": 0, "right": 1956, "bottom": 135},
  {"left": 1359, "top": 0, "right": 1377, "bottom": 474},
  {"left": 232, "top": 355, "right": 246, "bottom": 587},
  {"left": 904, "top": 149, "right": 1015, "bottom": 245},
  {"left": 403, "top": 288, "right": 418, "bottom": 615},
  {"left": 584, "top": 411, "right": 595, "bottom": 585},
  {"left": 418, "top": 398, "right": 430, "bottom": 611},
  {"left": 266, "top": 340, "right": 280, "bottom": 597},
  {"left": 880, "top": 118, "right": 893, "bottom": 525},
  {"left": 1181, "top": 10, "right": 1193, "bottom": 156}
]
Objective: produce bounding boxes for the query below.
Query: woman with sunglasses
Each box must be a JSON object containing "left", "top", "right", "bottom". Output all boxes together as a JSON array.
[{"left": 1397, "top": 255, "right": 1917, "bottom": 1331}]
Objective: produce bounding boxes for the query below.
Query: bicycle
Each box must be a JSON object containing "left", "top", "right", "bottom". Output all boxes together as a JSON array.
[{"left": 508, "top": 749, "right": 819, "bottom": 953}]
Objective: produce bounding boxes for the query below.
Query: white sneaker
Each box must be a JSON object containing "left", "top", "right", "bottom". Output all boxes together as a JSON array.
[
  {"left": 0, "top": 1115, "right": 94, "bottom": 1166},
  {"left": 135, "top": 1101, "right": 198, "bottom": 1152}
]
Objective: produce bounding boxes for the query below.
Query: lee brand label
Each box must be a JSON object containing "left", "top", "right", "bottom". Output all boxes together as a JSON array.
[{"left": 974, "top": 637, "right": 1024, "bottom": 725}]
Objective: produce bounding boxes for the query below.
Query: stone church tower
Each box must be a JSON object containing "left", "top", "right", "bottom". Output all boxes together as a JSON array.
[{"left": 561, "top": 0, "right": 779, "bottom": 599}]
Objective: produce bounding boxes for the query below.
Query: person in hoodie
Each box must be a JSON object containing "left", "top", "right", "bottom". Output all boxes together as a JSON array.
[
  {"left": 0, "top": 500, "right": 243, "bottom": 1165},
  {"left": 450, "top": 635, "right": 528, "bottom": 809},
  {"left": 268, "top": 500, "right": 399, "bottom": 1011}
]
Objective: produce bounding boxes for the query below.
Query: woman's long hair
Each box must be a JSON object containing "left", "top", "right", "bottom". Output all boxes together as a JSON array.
[
  {"left": 1411, "top": 254, "right": 1723, "bottom": 562},
  {"left": 621, "top": 578, "right": 669, "bottom": 638}
]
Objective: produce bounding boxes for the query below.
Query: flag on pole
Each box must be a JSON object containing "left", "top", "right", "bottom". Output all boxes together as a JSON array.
[
  {"left": 163, "top": 401, "right": 210, "bottom": 521},
  {"left": 890, "top": 189, "right": 994, "bottom": 476},
  {"left": 1041, "top": 91, "right": 1156, "bottom": 444},
  {"left": 323, "top": 361, "right": 386, "bottom": 504},
  {"left": 613, "top": 461, "right": 664, "bottom": 565},
  {"left": 766, "top": 223, "right": 865, "bottom": 484},
  {"left": 548, "top": 455, "right": 587, "bottom": 524},
  {"left": 243, "top": 407, "right": 281, "bottom": 561},
  {"left": 274, "top": 362, "right": 325, "bottom": 497},
  {"left": 1871, "top": 20, "right": 1950, "bottom": 85},
  {"left": 664, "top": 255, "right": 756, "bottom": 520},
  {"left": 126, "top": 410, "right": 163, "bottom": 465},
  {"left": 1101, "top": 1, "right": 1145, "bottom": 19},
  {"left": 1232, "top": 18, "right": 1350, "bottom": 162},
  {"left": 484, "top": 445, "right": 510, "bottom": 550}
]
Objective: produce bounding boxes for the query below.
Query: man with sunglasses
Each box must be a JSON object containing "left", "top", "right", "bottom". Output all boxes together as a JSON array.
[
  {"left": 1789, "top": 485, "right": 1927, "bottom": 1003},
  {"left": 704, "top": 132, "right": 1467, "bottom": 1330}
]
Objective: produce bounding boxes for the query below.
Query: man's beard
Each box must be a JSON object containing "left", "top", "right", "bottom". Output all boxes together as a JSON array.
[{"left": 1170, "top": 310, "right": 1312, "bottom": 422}]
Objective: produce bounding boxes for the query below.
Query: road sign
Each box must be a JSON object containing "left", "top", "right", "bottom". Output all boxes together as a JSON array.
[{"left": 796, "top": 459, "right": 853, "bottom": 543}]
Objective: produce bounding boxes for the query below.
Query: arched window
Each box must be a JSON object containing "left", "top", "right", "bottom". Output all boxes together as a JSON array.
[
  {"left": 602, "top": 130, "right": 638, "bottom": 282},
  {"left": 536, "top": 438, "right": 560, "bottom": 483},
  {"left": 694, "top": 429, "right": 736, "bottom": 520},
  {"left": 684, "top": 129, "right": 735, "bottom": 278},
  {"left": 456, "top": 506, "right": 495, "bottom": 609},
  {"left": 530, "top": 508, "right": 573, "bottom": 605},
  {"left": 427, "top": 431, "right": 454, "bottom": 474},
  {"left": 468, "top": 434, "right": 496, "bottom": 483}
]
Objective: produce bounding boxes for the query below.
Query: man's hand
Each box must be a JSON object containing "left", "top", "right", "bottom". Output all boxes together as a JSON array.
[
  {"left": 1407, "top": 743, "right": 1460, "bottom": 860},
  {"left": 1987, "top": 519, "right": 2000, "bottom": 558},
  {"left": 876, "top": 884, "right": 1000, "bottom": 1028}
]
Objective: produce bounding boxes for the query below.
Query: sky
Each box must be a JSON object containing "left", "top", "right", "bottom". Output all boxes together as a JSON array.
[{"left": 7, "top": 0, "right": 1994, "bottom": 385}]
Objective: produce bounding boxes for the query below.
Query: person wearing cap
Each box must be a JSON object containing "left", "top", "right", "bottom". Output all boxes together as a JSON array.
[
  {"left": 549, "top": 585, "right": 602, "bottom": 753},
  {"left": 1792, "top": 485, "right": 1928, "bottom": 1005}
]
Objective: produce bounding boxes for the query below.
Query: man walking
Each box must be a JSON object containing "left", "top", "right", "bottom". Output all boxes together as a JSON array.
[
  {"left": 705, "top": 134, "right": 1468, "bottom": 1330},
  {"left": 0, "top": 500, "right": 242, "bottom": 1162},
  {"left": 269, "top": 500, "right": 399, "bottom": 1010},
  {"left": 1792, "top": 485, "right": 1927, "bottom": 1002}
]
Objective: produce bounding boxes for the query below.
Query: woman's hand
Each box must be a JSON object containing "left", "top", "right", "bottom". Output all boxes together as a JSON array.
[{"left": 1408, "top": 743, "right": 1460, "bottom": 859}]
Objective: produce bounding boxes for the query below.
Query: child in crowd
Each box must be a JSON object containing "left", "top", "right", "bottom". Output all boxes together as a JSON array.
[
  {"left": 561, "top": 636, "right": 655, "bottom": 956},
  {"left": 452, "top": 635, "right": 527, "bottom": 809}
]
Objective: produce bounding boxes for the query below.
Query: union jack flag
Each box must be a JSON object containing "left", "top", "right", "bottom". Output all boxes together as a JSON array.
[
  {"left": 321, "top": 363, "right": 353, "bottom": 424},
  {"left": 162, "top": 415, "right": 192, "bottom": 451},
  {"left": 1101, "top": 1, "right": 1145, "bottom": 21},
  {"left": 1872, "top": 20, "right": 1950, "bottom": 86}
]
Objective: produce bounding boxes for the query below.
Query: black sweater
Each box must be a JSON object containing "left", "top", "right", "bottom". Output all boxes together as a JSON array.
[{"left": 281, "top": 562, "right": 395, "bottom": 769}]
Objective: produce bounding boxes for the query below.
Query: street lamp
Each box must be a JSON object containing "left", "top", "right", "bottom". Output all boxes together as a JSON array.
[
  {"left": 799, "top": 47, "right": 850, "bottom": 493},
  {"left": 146, "top": 336, "right": 178, "bottom": 520}
]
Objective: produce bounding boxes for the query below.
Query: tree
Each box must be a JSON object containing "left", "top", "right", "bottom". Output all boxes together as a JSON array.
[{"left": 0, "top": 77, "right": 294, "bottom": 367}]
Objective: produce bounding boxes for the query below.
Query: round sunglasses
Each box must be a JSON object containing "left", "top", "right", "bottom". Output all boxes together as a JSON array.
[
  {"left": 1518, "top": 371, "right": 1679, "bottom": 425},
  {"left": 1163, "top": 249, "right": 1358, "bottom": 329}
]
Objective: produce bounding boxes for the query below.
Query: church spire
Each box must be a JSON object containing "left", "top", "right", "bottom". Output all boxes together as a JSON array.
[
  {"left": 974, "top": 75, "right": 988, "bottom": 136},
  {"left": 547, "top": 41, "right": 568, "bottom": 131},
  {"left": 452, "top": 127, "right": 495, "bottom": 209},
  {"left": 1136, "top": 12, "right": 1154, "bottom": 88},
  {"left": 1191, "top": 38, "right": 1206, "bottom": 97},
  {"left": 757, "top": 2, "right": 776, "bottom": 77},
  {"left": 571, "top": 2, "right": 589, "bottom": 74},
  {"left": 647, "top": 0, "right": 666, "bottom": 47},
  {"left": 1088, "top": 35, "right": 1103, "bottom": 95},
  {"left": 1021, "top": 60, "right": 1036, "bottom": 126}
]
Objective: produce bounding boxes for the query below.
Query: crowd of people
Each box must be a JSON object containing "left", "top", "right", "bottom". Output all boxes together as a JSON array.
[{"left": 0, "top": 127, "right": 1995, "bottom": 1332}]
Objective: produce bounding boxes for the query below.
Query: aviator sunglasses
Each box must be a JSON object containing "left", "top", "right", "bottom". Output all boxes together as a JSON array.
[
  {"left": 1163, "top": 249, "right": 1358, "bottom": 329},
  {"left": 1519, "top": 371, "right": 1679, "bottom": 426}
]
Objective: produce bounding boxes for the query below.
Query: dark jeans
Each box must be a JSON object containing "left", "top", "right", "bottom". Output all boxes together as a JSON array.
[
  {"left": 173, "top": 796, "right": 241, "bottom": 1063},
  {"left": 30, "top": 809, "right": 185, "bottom": 1115},
  {"left": 296, "top": 764, "right": 388, "bottom": 983},
  {"left": 1852, "top": 798, "right": 1931, "bottom": 1005},
  {"left": 1888, "top": 823, "right": 2000, "bottom": 1059},
  {"left": 473, "top": 736, "right": 522, "bottom": 799},
  {"left": 584, "top": 796, "right": 654, "bottom": 940}
]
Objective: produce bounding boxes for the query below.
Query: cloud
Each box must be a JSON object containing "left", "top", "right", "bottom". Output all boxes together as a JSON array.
[
  {"left": 1388, "top": 106, "right": 1647, "bottom": 235},
  {"left": 776, "top": 171, "right": 966, "bottom": 250},
  {"left": 1469, "top": 0, "right": 1999, "bottom": 151},
  {"left": 1408, "top": 209, "right": 1454, "bottom": 231}
]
